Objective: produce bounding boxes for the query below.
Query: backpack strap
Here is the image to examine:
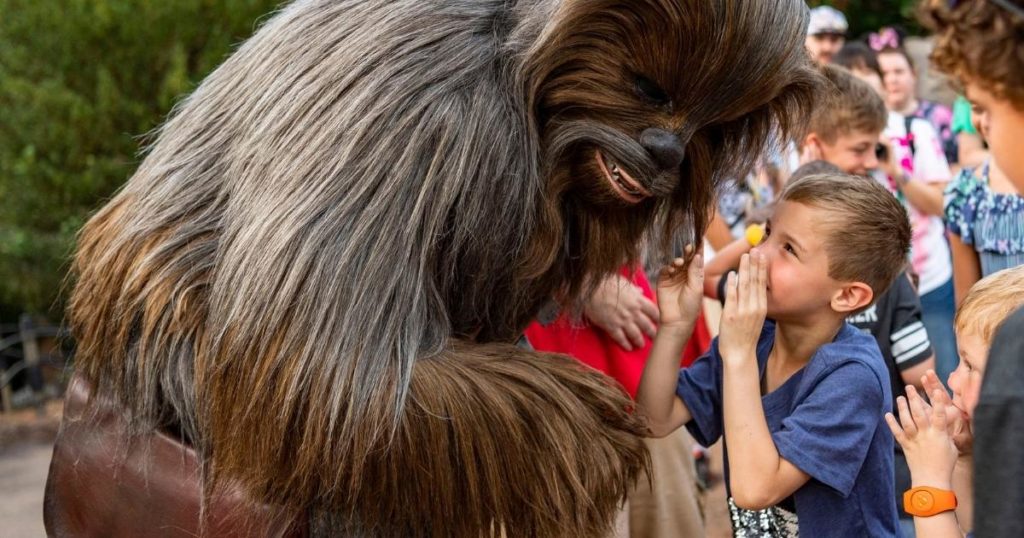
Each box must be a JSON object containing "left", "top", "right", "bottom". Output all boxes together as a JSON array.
[{"left": 904, "top": 115, "right": 917, "bottom": 157}]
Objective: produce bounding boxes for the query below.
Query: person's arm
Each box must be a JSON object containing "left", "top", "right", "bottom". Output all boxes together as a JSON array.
[
  {"left": 584, "top": 273, "right": 660, "bottom": 351},
  {"left": 703, "top": 236, "right": 752, "bottom": 300},
  {"left": 637, "top": 252, "right": 703, "bottom": 437},
  {"left": 902, "top": 359, "right": 936, "bottom": 390},
  {"left": 884, "top": 122, "right": 952, "bottom": 217},
  {"left": 920, "top": 370, "right": 975, "bottom": 533},
  {"left": 877, "top": 135, "right": 943, "bottom": 216},
  {"left": 718, "top": 251, "right": 810, "bottom": 509},
  {"left": 703, "top": 225, "right": 763, "bottom": 300},
  {"left": 890, "top": 272, "right": 937, "bottom": 391},
  {"left": 897, "top": 175, "right": 947, "bottom": 217},
  {"left": 706, "top": 211, "right": 734, "bottom": 251},
  {"left": 956, "top": 132, "right": 987, "bottom": 170},
  {"left": 910, "top": 120, "right": 953, "bottom": 216},
  {"left": 952, "top": 456, "right": 974, "bottom": 534},
  {"left": 886, "top": 388, "right": 964, "bottom": 538},
  {"left": 948, "top": 233, "right": 981, "bottom": 307}
]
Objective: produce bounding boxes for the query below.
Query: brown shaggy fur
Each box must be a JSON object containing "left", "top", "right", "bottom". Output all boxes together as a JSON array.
[{"left": 66, "top": 0, "right": 820, "bottom": 536}]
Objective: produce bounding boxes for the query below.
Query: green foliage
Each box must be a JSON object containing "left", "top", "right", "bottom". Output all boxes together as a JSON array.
[
  {"left": 0, "top": 0, "right": 282, "bottom": 317},
  {"left": 809, "top": 0, "right": 924, "bottom": 38}
]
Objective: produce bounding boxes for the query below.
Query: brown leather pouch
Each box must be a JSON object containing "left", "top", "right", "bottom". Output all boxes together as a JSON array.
[{"left": 44, "top": 374, "right": 305, "bottom": 537}]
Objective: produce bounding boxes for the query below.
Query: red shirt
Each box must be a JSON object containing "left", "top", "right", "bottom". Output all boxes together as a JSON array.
[{"left": 525, "top": 266, "right": 711, "bottom": 398}]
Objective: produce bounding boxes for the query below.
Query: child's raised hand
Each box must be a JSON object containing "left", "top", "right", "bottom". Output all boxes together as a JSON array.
[
  {"left": 717, "top": 249, "right": 767, "bottom": 363},
  {"left": 656, "top": 245, "right": 703, "bottom": 331},
  {"left": 885, "top": 387, "right": 958, "bottom": 489},
  {"left": 922, "top": 370, "right": 973, "bottom": 456}
]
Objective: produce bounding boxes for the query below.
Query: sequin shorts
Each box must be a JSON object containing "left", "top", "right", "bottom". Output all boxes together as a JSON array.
[{"left": 727, "top": 497, "right": 799, "bottom": 537}]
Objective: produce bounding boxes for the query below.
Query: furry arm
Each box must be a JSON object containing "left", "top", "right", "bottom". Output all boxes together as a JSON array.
[{"left": 722, "top": 355, "right": 810, "bottom": 510}]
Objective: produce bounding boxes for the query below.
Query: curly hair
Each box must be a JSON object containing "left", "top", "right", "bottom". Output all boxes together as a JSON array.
[{"left": 920, "top": 0, "right": 1024, "bottom": 110}]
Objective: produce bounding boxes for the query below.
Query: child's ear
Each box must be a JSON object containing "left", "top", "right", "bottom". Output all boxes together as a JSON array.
[
  {"left": 831, "top": 282, "right": 874, "bottom": 314},
  {"left": 802, "top": 132, "right": 820, "bottom": 150}
]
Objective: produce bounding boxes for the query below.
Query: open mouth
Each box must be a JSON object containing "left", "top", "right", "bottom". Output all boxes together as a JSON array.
[{"left": 595, "top": 150, "right": 652, "bottom": 204}]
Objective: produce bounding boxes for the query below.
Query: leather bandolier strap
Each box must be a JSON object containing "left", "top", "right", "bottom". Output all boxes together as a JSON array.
[{"left": 43, "top": 373, "right": 305, "bottom": 537}]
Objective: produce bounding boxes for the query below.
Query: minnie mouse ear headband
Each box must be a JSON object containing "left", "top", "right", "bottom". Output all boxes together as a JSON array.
[
  {"left": 868, "top": 27, "right": 902, "bottom": 51},
  {"left": 807, "top": 6, "right": 849, "bottom": 36}
]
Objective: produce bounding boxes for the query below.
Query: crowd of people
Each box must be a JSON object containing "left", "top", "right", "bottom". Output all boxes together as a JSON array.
[{"left": 527, "top": 1, "right": 1024, "bottom": 536}]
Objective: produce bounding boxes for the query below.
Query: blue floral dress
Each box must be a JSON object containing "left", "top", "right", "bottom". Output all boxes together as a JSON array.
[{"left": 944, "top": 162, "right": 1024, "bottom": 276}]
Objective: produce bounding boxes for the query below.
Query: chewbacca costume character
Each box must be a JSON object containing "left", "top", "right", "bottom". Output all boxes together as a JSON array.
[{"left": 45, "top": 1, "right": 819, "bottom": 536}]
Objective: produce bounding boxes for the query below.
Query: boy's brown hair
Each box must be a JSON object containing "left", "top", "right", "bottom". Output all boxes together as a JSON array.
[
  {"left": 920, "top": 1, "right": 1024, "bottom": 110},
  {"left": 807, "top": 64, "right": 888, "bottom": 144},
  {"left": 955, "top": 265, "right": 1024, "bottom": 341},
  {"left": 778, "top": 173, "right": 911, "bottom": 305},
  {"left": 833, "top": 42, "right": 885, "bottom": 80}
]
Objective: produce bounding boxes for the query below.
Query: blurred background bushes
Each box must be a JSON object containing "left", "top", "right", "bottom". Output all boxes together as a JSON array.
[{"left": 0, "top": 0, "right": 281, "bottom": 318}]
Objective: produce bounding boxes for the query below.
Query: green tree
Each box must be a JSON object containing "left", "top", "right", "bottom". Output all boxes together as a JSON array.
[
  {"left": 809, "top": 0, "right": 924, "bottom": 38},
  {"left": 0, "top": 0, "right": 282, "bottom": 318}
]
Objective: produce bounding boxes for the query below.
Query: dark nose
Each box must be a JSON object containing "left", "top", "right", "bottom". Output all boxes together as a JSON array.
[{"left": 640, "top": 128, "right": 686, "bottom": 171}]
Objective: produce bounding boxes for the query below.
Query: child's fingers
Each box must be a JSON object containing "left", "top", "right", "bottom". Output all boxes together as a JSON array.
[
  {"left": 885, "top": 413, "right": 907, "bottom": 446},
  {"left": 896, "top": 396, "right": 917, "bottom": 437},
  {"left": 658, "top": 267, "right": 674, "bottom": 287},
  {"left": 689, "top": 254, "right": 703, "bottom": 277},
  {"left": 930, "top": 389, "right": 949, "bottom": 430},
  {"left": 640, "top": 295, "right": 660, "bottom": 321},
  {"left": 688, "top": 254, "right": 704, "bottom": 289},
  {"left": 723, "top": 271, "right": 738, "bottom": 311},
  {"left": 672, "top": 258, "right": 686, "bottom": 280},
  {"left": 922, "top": 370, "right": 949, "bottom": 403},
  {"left": 907, "top": 387, "right": 931, "bottom": 427},
  {"left": 737, "top": 253, "right": 750, "bottom": 309},
  {"left": 660, "top": 258, "right": 685, "bottom": 282},
  {"left": 754, "top": 248, "right": 767, "bottom": 310}
]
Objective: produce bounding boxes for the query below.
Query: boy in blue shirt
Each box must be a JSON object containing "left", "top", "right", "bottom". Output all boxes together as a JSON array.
[{"left": 638, "top": 173, "right": 912, "bottom": 536}]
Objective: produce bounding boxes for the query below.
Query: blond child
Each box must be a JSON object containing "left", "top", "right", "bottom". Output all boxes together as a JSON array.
[
  {"left": 886, "top": 264, "right": 1024, "bottom": 537},
  {"left": 639, "top": 173, "right": 911, "bottom": 536}
]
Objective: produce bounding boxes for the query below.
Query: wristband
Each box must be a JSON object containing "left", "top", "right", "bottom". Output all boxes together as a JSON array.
[{"left": 903, "top": 486, "right": 957, "bottom": 517}]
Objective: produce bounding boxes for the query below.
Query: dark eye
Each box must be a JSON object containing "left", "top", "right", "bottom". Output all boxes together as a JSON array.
[
  {"left": 635, "top": 75, "right": 670, "bottom": 105},
  {"left": 784, "top": 243, "right": 796, "bottom": 256}
]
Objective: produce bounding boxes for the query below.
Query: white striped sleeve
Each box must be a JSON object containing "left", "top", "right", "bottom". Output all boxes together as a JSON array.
[{"left": 891, "top": 321, "right": 931, "bottom": 366}]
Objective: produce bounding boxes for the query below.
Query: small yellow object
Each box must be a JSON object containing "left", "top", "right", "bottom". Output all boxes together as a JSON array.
[{"left": 745, "top": 224, "right": 765, "bottom": 247}]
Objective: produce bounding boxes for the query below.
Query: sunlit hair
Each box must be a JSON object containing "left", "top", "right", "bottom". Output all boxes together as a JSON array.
[
  {"left": 808, "top": 64, "right": 888, "bottom": 144},
  {"left": 955, "top": 265, "right": 1024, "bottom": 341},
  {"left": 789, "top": 159, "right": 843, "bottom": 182},
  {"left": 778, "top": 173, "right": 911, "bottom": 304}
]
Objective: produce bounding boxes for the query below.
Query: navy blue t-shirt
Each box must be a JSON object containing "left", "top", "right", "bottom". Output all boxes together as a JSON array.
[{"left": 676, "top": 320, "right": 898, "bottom": 537}]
